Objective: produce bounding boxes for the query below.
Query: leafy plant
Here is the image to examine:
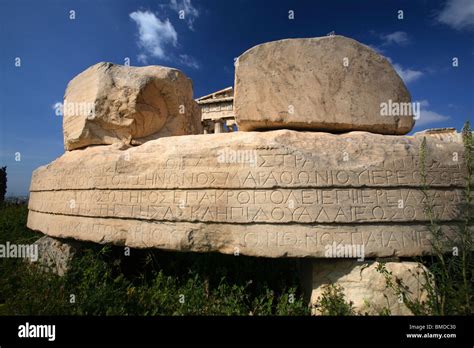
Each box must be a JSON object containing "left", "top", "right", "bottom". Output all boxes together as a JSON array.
[
  {"left": 0, "top": 204, "right": 310, "bottom": 316},
  {"left": 0, "top": 166, "right": 6, "bottom": 203},
  {"left": 313, "top": 284, "right": 355, "bottom": 316},
  {"left": 375, "top": 121, "right": 473, "bottom": 315}
]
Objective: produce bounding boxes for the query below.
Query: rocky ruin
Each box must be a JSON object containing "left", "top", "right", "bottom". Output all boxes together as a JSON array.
[
  {"left": 234, "top": 36, "right": 414, "bottom": 134},
  {"left": 63, "top": 62, "right": 202, "bottom": 150},
  {"left": 27, "top": 35, "right": 472, "bottom": 315}
]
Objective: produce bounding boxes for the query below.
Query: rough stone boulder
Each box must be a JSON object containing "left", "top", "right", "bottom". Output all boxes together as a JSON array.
[
  {"left": 63, "top": 62, "right": 202, "bottom": 151},
  {"left": 27, "top": 130, "right": 471, "bottom": 258},
  {"left": 31, "top": 235, "right": 80, "bottom": 276},
  {"left": 309, "top": 260, "right": 431, "bottom": 315},
  {"left": 234, "top": 35, "right": 414, "bottom": 134}
]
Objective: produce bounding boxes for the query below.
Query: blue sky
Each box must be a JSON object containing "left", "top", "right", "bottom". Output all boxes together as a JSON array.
[{"left": 0, "top": 0, "right": 473, "bottom": 196}]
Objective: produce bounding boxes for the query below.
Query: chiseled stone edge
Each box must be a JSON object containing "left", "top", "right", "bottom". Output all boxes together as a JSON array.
[
  {"left": 28, "top": 188, "right": 466, "bottom": 224},
  {"left": 30, "top": 130, "right": 469, "bottom": 192},
  {"left": 27, "top": 210, "right": 469, "bottom": 258}
]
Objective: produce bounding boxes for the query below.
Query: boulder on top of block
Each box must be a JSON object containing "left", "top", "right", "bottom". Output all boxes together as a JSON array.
[
  {"left": 234, "top": 35, "right": 415, "bottom": 134},
  {"left": 62, "top": 62, "right": 202, "bottom": 151}
]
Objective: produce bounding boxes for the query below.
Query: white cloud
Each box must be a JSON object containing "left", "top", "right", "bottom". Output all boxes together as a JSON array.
[
  {"left": 179, "top": 54, "right": 200, "bottom": 69},
  {"left": 169, "top": 0, "right": 199, "bottom": 30},
  {"left": 380, "top": 31, "right": 410, "bottom": 46},
  {"left": 416, "top": 110, "right": 451, "bottom": 127},
  {"left": 437, "top": 0, "right": 474, "bottom": 30},
  {"left": 130, "top": 9, "right": 200, "bottom": 69},
  {"left": 386, "top": 57, "right": 424, "bottom": 84},
  {"left": 393, "top": 63, "right": 424, "bottom": 84},
  {"left": 129, "top": 10, "right": 178, "bottom": 61},
  {"left": 414, "top": 100, "right": 451, "bottom": 127},
  {"left": 137, "top": 53, "right": 148, "bottom": 64}
]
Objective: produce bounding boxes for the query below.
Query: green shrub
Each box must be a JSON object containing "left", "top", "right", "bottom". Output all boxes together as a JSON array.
[
  {"left": 313, "top": 284, "right": 355, "bottom": 316},
  {"left": 0, "top": 204, "right": 310, "bottom": 316},
  {"left": 0, "top": 167, "right": 6, "bottom": 204}
]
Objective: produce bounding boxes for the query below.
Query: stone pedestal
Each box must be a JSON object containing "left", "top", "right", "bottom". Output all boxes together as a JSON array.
[
  {"left": 31, "top": 236, "right": 80, "bottom": 276},
  {"left": 302, "top": 259, "right": 431, "bottom": 315}
]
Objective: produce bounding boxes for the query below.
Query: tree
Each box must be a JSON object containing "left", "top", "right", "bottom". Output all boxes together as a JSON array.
[{"left": 0, "top": 166, "right": 7, "bottom": 203}]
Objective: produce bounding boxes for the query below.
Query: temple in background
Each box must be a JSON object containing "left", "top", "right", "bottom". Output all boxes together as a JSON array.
[{"left": 196, "top": 87, "right": 237, "bottom": 133}]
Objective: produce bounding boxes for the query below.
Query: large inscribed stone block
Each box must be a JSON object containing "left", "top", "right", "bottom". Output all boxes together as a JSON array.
[
  {"left": 234, "top": 36, "right": 414, "bottom": 134},
  {"left": 28, "top": 130, "right": 471, "bottom": 258}
]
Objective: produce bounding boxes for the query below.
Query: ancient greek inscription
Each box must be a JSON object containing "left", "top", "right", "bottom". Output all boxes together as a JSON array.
[
  {"left": 29, "top": 188, "right": 464, "bottom": 224},
  {"left": 28, "top": 211, "right": 463, "bottom": 257}
]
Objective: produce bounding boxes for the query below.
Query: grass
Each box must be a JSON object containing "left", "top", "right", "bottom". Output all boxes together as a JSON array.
[{"left": 0, "top": 203, "right": 309, "bottom": 316}]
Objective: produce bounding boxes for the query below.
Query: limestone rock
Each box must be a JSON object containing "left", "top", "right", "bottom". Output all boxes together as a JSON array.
[
  {"left": 32, "top": 235, "right": 80, "bottom": 276},
  {"left": 27, "top": 130, "right": 470, "bottom": 258},
  {"left": 309, "top": 260, "right": 431, "bottom": 315},
  {"left": 414, "top": 128, "right": 463, "bottom": 143},
  {"left": 63, "top": 62, "right": 202, "bottom": 151},
  {"left": 234, "top": 36, "right": 414, "bottom": 134}
]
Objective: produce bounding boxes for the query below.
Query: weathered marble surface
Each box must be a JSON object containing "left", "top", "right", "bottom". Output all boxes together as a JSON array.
[
  {"left": 309, "top": 260, "right": 431, "bottom": 315},
  {"left": 32, "top": 235, "right": 80, "bottom": 276},
  {"left": 234, "top": 36, "right": 414, "bottom": 134},
  {"left": 63, "top": 62, "right": 202, "bottom": 151},
  {"left": 28, "top": 130, "right": 471, "bottom": 258}
]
